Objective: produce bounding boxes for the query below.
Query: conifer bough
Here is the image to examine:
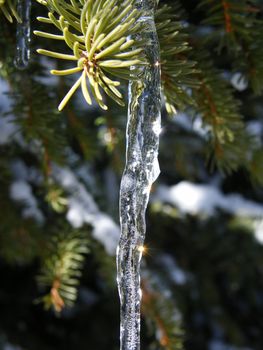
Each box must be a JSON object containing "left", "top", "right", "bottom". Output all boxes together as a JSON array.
[
  {"left": 0, "top": 0, "right": 20, "bottom": 22},
  {"left": 35, "top": 0, "right": 197, "bottom": 113},
  {"left": 35, "top": 0, "right": 146, "bottom": 111}
]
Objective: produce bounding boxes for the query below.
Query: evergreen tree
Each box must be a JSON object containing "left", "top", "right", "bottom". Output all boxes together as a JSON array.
[{"left": 0, "top": 1, "right": 263, "bottom": 350}]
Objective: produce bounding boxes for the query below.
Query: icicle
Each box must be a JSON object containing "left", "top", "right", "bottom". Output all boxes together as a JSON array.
[
  {"left": 14, "top": 0, "right": 31, "bottom": 70},
  {"left": 117, "top": 0, "right": 161, "bottom": 349}
]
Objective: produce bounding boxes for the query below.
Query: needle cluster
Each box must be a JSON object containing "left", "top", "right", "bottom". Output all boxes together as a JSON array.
[
  {"left": 0, "top": 0, "right": 20, "bottom": 22},
  {"left": 35, "top": 0, "right": 145, "bottom": 110}
]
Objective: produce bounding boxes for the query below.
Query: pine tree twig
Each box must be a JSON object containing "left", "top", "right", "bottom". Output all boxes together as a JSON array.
[
  {"left": 142, "top": 278, "right": 184, "bottom": 350},
  {"left": 37, "top": 229, "right": 89, "bottom": 312},
  {"left": 0, "top": 0, "right": 20, "bottom": 23},
  {"left": 198, "top": 0, "right": 263, "bottom": 93},
  {"left": 35, "top": 0, "right": 146, "bottom": 111},
  {"left": 156, "top": 3, "right": 199, "bottom": 114}
]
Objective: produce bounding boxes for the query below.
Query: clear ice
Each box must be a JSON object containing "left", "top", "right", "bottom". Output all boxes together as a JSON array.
[
  {"left": 14, "top": 0, "right": 31, "bottom": 70},
  {"left": 117, "top": 0, "right": 161, "bottom": 349}
]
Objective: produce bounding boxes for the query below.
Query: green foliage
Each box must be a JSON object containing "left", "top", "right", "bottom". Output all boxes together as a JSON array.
[
  {"left": 157, "top": 1, "right": 261, "bottom": 175},
  {"left": 154, "top": 2, "right": 258, "bottom": 175},
  {"left": 0, "top": 152, "right": 42, "bottom": 265},
  {"left": 35, "top": 0, "right": 145, "bottom": 111},
  {"left": 0, "top": 177, "right": 42, "bottom": 264},
  {"left": 37, "top": 228, "right": 89, "bottom": 312},
  {"left": 11, "top": 81, "right": 66, "bottom": 158},
  {"left": 149, "top": 204, "right": 263, "bottom": 349},
  {"left": 0, "top": 0, "right": 20, "bottom": 22},
  {"left": 45, "top": 183, "right": 68, "bottom": 213},
  {"left": 191, "top": 51, "right": 253, "bottom": 173},
  {"left": 31, "top": 0, "right": 263, "bottom": 177},
  {"left": 0, "top": 1, "right": 263, "bottom": 349},
  {"left": 247, "top": 148, "right": 263, "bottom": 186},
  {"left": 142, "top": 276, "right": 184, "bottom": 350},
  {"left": 156, "top": 3, "right": 198, "bottom": 114},
  {"left": 199, "top": 0, "right": 259, "bottom": 49},
  {"left": 198, "top": 0, "right": 263, "bottom": 94}
]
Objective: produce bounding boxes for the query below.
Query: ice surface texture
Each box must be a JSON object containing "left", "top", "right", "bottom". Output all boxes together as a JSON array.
[
  {"left": 14, "top": 0, "right": 31, "bottom": 70},
  {"left": 117, "top": 0, "right": 161, "bottom": 349}
]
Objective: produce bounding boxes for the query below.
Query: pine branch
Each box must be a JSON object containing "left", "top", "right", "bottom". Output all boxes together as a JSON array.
[
  {"left": 0, "top": 166, "right": 41, "bottom": 264},
  {"left": 247, "top": 148, "right": 263, "bottom": 186},
  {"left": 198, "top": 0, "right": 263, "bottom": 94},
  {"left": 156, "top": 3, "right": 199, "bottom": 114},
  {"left": 156, "top": 2, "right": 260, "bottom": 175},
  {"left": 37, "top": 228, "right": 89, "bottom": 312},
  {"left": 0, "top": 0, "right": 20, "bottom": 22},
  {"left": 34, "top": 0, "right": 145, "bottom": 111},
  {"left": 7, "top": 75, "right": 67, "bottom": 172},
  {"left": 142, "top": 277, "right": 184, "bottom": 350},
  {"left": 57, "top": 72, "right": 100, "bottom": 160},
  {"left": 199, "top": 0, "right": 259, "bottom": 48},
  {"left": 191, "top": 50, "right": 253, "bottom": 173},
  {"left": 45, "top": 183, "right": 68, "bottom": 213}
]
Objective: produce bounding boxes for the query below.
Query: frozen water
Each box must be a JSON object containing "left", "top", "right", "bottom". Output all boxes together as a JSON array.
[
  {"left": 116, "top": 1, "right": 162, "bottom": 349},
  {"left": 14, "top": 0, "right": 31, "bottom": 70}
]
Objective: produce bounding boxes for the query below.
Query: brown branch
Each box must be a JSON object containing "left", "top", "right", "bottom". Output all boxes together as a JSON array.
[
  {"left": 201, "top": 82, "right": 218, "bottom": 117},
  {"left": 43, "top": 139, "right": 52, "bottom": 178},
  {"left": 198, "top": 82, "right": 224, "bottom": 158},
  {"left": 222, "top": 1, "right": 232, "bottom": 33},
  {"left": 141, "top": 279, "right": 171, "bottom": 349},
  {"left": 50, "top": 278, "right": 65, "bottom": 313}
]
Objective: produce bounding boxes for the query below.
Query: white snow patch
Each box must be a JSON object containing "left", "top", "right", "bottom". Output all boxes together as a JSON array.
[
  {"left": 173, "top": 112, "right": 209, "bottom": 137},
  {"left": 247, "top": 121, "right": 263, "bottom": 137},
  {"left": 154, "top": 181, "right": 263, "bottom": 217},
  {"left": 0, "top": 79, "right": 25, "bottom": 147},
  {"left": 0, "top": 78, "right": 11, "bottom": 110},
  {"left": 76, "top": 163, "right": 95, "bottom": 187},
  {"left": 0, "top": 79, "right": 19, "bottom": 145},
  {"left": 66, "top": 199, "right": 87, "bottom": 228},
  {"left": 53, "top": 165, "right": 119, "bottom": 255},
  {"left": 92, "top": 213, "right": 120, "bottom": 255},
  {"left": 247, "top": 121, "right": 263, "bottom": 145},
  {"left": 10, "top": 159, "right": 29, "bottom": 180},
  {"left": 192, "top": 116, "right": 209, "bottom": 137},
  {"left": 0, "top": 115, "right": 19, "bottom": 145},
  {"left": 254, "top": 219, "right": 263, "bottom": 244},
  {"left": 231, "top": 72, "right": 248, "bottom": 92},
  {"left": 9, "top": 180, "right": 44, "bottom": 223},
  {"left": 10, "top": 159, "right": 43, "bottom": 185}
]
